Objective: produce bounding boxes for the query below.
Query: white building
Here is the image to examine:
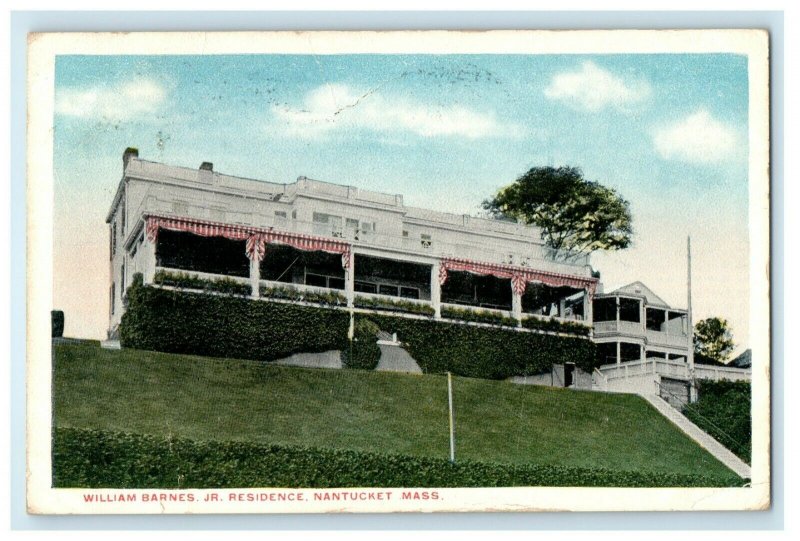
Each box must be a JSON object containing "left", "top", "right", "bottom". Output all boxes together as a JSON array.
[{"left": 106, "top": 149, "right": 598, "bottom": 337}]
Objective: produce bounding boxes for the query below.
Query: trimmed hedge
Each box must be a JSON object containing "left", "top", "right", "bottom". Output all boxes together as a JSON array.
[
  {"left": 683, "top": 380, "right": 751, "bottom": 463},
  {"left": 354, "top": 295, "right": 436, "bottom": 317},
  {"left": 340, "top": 319, "right": 381, "bottom": 370},
  {"left": 260, "top": 284, "right": 347, "bottom": 307},
  {"left": 153, "top": 270, "right": 251, "bottom": 297},
  {"left": 367, "top": 313, "right": 597, "bottom": 380},
  {"left": 52, "top": 428, "right": 744, "bottom": 488},
  {"left": 522, "top": 316, "right": 592, "bottom": 336},
  {"left": 440, "top": 305, "right": 517, "bottom": 328},
  {"left": 120, "top": 276, "right": 349, "bottom": 362}
]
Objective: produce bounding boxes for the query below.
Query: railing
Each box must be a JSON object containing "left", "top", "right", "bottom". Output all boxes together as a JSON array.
[
  {"left": 597, "top": 357, "right": 751, "bottom": 383},
  {"left": 592, "top": 368, "right": 609, "bottom": 391},
  {"left": 646, "top": 329, "right": 690, "bottom": 348},
  {"left": 593, "top": 320, "right": 644, "bottom": 335}
]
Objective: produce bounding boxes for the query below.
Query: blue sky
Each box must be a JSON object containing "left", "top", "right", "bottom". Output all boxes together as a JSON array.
[{"left": 53, "top": 53, "right": 751, "bottom": 352}]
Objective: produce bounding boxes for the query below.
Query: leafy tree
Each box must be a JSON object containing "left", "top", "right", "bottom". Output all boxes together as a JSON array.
[
  {"left": 693, "top": 317, "right": 735, "bottom": 365},
  {"left": 482, "top": 166, "right": 633, "bottom": 256}
]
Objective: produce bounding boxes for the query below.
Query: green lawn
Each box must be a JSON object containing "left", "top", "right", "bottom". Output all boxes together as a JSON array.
[{"left": 53, "top": 343, "right": 737, "bottom": 479}]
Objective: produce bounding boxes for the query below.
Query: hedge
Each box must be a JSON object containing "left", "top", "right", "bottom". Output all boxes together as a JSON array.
[
  {"left": 340, "top": 319, "right": 381, "bottom": 370},
  {"left": 52, "top": 427, "right": 743, "bottom": 488},
  {"left": 367, "top": 313, "right": 597, "bottom": 380},
  {"left": 120, "top": 275, "right": 349, "bottom": 362},
  {"left": 260, "top": 284, "right": 347, "bottom": 307},
  {"left": 522, "top": 316, "right": 592, "bottom": 336},
  {"left": 682, "top": 380, "right": 751, "bottom": 463},
  {"left": 354, "top": 295, "right": 436, "bottom": 317},
  {"left": 440, "top": 305, "right": 517, "bottom": 328},
  {"left": 153, "top": 270, "right": 251, "bottom": 297}
]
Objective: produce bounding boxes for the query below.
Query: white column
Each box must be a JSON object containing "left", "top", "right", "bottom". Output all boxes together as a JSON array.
[
  {"left": 583, "top": 291, "right": 593, "bottom": 324},
  {"left": 431, "top": 260, "right": 442, "bottom": 319},
  {"left": 143, "top": 236, "right": 156, "bottom": 284},
  {"left": 558, "top": 299, "right": 566, "bottom": 319},
  {"left": 616, "top": 341, "right": 621, "bottom": 365},
  {"left": 511, "top": 285, "right": 522, "bottom": 326},
  {"left": 249, "top": 257, "right": 260, "bottom": 299},
  {"left": 345, "top": 254, "right": 355, "bottom": 308}
]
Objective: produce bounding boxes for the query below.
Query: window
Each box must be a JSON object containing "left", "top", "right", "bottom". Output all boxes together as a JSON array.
[
  {"left": 120, "top": 201, "right": 126, "bottom": 235},
  {"left": 399, "top": 287, "right": 420, "bottom": 299},
  {"left": 346, "top": 218, "right": 359, "bottom": 239},
  {"left": 111, "top": 223, "right": 117, "bottom": 257},
  {"left": 275, "top": 210, "right": 288, "bottom": 228},
  {"left": 121, "top": 262, "right": 126, "bottom": 294},
  {"left": 379, "top": 284, "right": 399, "bottom": 296},
  {"left": 305, "top": 273, "right": 328, "bottom": 288},
  {"left": 354, "top": 281, "right": 377, "bottom": 294},
  {"left": 420, "top": 233, "right": 432, "bottom": 249},
  {"left": 110, "top": 282, "right": 115, "bottom": 315},
  {"left": 313, "top": 212, "right": 343, "bottom": 237}
]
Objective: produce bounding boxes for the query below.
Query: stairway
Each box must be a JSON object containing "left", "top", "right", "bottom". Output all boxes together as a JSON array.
[{"left": 641, "top": 393, "right": 751, "bottom": 479}]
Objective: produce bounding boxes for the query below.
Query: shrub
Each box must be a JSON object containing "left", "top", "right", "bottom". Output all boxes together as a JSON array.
[
  {"left": 440, "top": 305, "right": 517, "bottom": 327},
  {"left": 153, "top": 270, "right": 251, "bottom": 297},
  {"left": 367, "top": 313, "right": 596, "bottom": 380},
  {"left": 341, "top": 319, "right": 381, "bottom": 370},
  {"left": 522, "top": 316, "right": 591, "bottom": 336},
  {"left": 354, "top": 296, "right": 435, "bottom": 317},
  {"left": 260, "top": 284, "right": 347, "bottom": 307},
  {"left": 52, "top": 427, "right": 743, "bottom": 489},
  {"left": 120, "top": 279, "right": 349, "bottom": 362},
  {"left": 683, "top": 380, "right": 751, "bottom": 463},
  {"left": 51, "top": 310, "right": 65, "bottom": 338}
]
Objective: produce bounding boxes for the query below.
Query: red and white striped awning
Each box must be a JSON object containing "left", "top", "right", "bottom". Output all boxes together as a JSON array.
[
  {"left": 440, "top": 257, "right": 597, "bottom": 295},
  {"left": 144, "top": 214, "right": 352, "bottom": 269}
]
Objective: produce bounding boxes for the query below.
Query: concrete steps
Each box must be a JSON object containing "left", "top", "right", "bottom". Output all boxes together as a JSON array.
[{"left": 642, "top": 393, "right": 751, "bottom": 479}]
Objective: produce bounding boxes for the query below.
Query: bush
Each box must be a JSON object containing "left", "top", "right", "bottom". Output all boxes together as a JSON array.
[
  {"left": 120, "top": 279, "right": 349, "bottom": 362},
  {"left": 683, "top": 380, "right": 751, "bottom": 463},
  {"left": 367, "top": 313, "right": 597, "bottom": 380},
  {"left": 440, "top": 305, "right": 517, "bottom": 327},
  {"left": 52, "top": 427, "right": 743, "bottom": 488},
  {"left": 260, "top": 284, "right": 347, "bottom": 307},
  {"left": 522, "top": 316, "right": 591, "bottom": 336},
  {"left": 153, "top": 270, "right": 251, "bottom": 297},
  {"left": 354, "top": 296, "right": 435, "bottom": 317},
  {"left": 341, "top": 319, "right": 381, "bottom": 370},
  {"left": 51, "top": 310, "right": 65, "bottom": 338}
]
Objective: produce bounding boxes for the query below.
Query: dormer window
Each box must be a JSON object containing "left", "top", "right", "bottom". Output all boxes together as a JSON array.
[{"left": 420, "top": 233, "right": 432, "bottom": 249}]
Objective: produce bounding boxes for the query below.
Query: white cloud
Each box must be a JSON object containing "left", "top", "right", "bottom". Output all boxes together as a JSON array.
[
  {"left": 55, "top": 78, "right": 167, "bottom": 121},
  {"left": 544, "top": 61, "right": 651, "bottom": 112},
  {"left": 653, "top": 109, "right": 739, "bottom": 164},
  {"left": 270, "top": 83, "right": 523, "bottom": 139}
]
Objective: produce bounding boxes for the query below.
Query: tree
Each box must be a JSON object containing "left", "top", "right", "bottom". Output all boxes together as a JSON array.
[
  {"left": 482, "top": 166, "right": 633, "bottom": 256},
  {"left": 693, "top": 317, "right": 735, "bottom": 365}
]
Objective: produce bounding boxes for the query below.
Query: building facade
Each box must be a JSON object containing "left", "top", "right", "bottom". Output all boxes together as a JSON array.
[{"left": 106, "top": 149, "right": 598, "bottom": 337}]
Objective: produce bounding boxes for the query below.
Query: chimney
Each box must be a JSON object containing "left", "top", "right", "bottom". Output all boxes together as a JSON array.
[
  {"left": 123, "top": 147, "right": 139, "bottom": 168},
  {"left": 200, "top": 162, "right": 214, "bottom": 171}
]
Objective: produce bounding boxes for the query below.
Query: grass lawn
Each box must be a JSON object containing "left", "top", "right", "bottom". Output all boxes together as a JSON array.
[{"left": 53, "top": 343, "right": 737, "bottom": 479}]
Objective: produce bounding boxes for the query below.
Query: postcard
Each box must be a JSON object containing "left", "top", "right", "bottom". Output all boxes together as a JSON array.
[{"left": 26, "top": 29, "right": 770, "bottom": 514}]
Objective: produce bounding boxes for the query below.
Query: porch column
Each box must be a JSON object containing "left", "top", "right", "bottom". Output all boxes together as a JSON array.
[
  {"left": 558, "top": 298, "right": 566, "bottom": 319},
  {"left": 345, "top": 253, "right": 355, "bottom": 308},
  {"left": 143, "top": 234, "right": 156, "bottom": 285},
  {"left": 431, "top": 260, "right": 442, "bottom": 319},
  {"left": 511, "top": 285, "right": 522, "bottom": 326},
  {"left": 249, "top": 257, "right": 260, "bottom": 299},
  {"left": 616, "top": 341, "right": 621, "bottom": 365},
  {"left": 583, "top": 290, "right": 593, "bottom": 324}
]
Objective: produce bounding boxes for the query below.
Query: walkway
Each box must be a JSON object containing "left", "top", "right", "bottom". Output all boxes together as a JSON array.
[
  {"left": 642, "top": 393, "right": 752, "bottom": 479},
  {"left": 376, "top": 344, "right": 423, "bottom": 374},
  {"left": 274, "top": 350, "right": 342, "bottom": 369}
]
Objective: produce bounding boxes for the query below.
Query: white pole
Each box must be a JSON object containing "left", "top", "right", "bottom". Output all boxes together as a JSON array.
[
  {"left": 447, "top": 372, "right": 455, "bottom": 463},
  {"left": 687, "top": 236, "right": 694, "bottom": 372}
]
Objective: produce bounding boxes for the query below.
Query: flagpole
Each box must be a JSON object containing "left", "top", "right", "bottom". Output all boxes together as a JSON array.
[
  {"left": 447, "top": 372, "right": 455, "bottom": 463},
  {"left": 687, "top": 236, "right": 694, "bottom": 373}
]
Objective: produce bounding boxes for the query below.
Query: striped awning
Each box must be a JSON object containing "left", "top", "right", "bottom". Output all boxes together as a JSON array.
[
  {"left": 440, "top": 257, "right": 597, "bottom": 296},
  {"left": 144, "top": 214, "right": 352, "bottom": 269}
]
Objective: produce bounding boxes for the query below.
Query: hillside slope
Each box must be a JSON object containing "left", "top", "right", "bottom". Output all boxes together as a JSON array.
[{"left": 53, "top": 344, "right": 737, "bottom": 480}]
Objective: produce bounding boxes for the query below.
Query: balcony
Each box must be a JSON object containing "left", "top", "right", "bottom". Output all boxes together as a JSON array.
[{"left": 593, "top": 320, "right": 644, "bottom": 336}]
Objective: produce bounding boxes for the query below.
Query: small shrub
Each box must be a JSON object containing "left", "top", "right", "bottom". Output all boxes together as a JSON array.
[
  {"left": 683, "top": 380, "right": 751, "bottom": 463},
  {"left": 522, "top": 316, "right": 591, "bottom": 336},
  {"left": 341, "top": 319, "right": 381, "bottom": 370},
  {"left": 354, "top": 295, "right": 435, "bottom": 317},
  {"left": 153, "top": 270, "right": 251, "bottom": 296},
  {"left": 440, "top": 305, "right": 517, "bottom": 327}
]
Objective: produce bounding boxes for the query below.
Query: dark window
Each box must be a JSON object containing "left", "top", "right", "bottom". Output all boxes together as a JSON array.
[
  {"left": 564, "top": 363, "right": 575, "bottom": 387},
  {"left": 156, "top": 229, "right": 249, "bottom": 278},
  {"left": 379, "top": 284, "right": 399, "bottom": 297},
  {"left": 646, "top": 308, "right": 667, "bottom": 331},
  {"left": 592, "top": 297, "right": 616, "bottom": 322},
  {"left": 354, "top": 281, "right": 377, "bottom": 294},
  {"left": 399, "top": 287, "right": 420, "bottom": 299},
  {"left": 305, "top": 273, "right": 328, "bottom": 287},
  {"left": 596, "top": 342, "right": 617, "bottom": 366},
  {"left": 618, "top": 298, "right": 641, "bottom": 323},
  {"left": 110, "top": 282, "right": 115, "bottom": 315},
  {"left": 328, "top": 277, "right": 345, "bottom": 290},
  {"left": 620, "top": 342, "right": 642, "bottom": 362}
]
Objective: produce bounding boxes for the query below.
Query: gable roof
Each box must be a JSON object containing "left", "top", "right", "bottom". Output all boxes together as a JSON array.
[
  {"left": 730, "top": 349, "right": 752, "bottom": 369},
  {"left": 609, "top": 281, "right": 672, "bottom": 309}
]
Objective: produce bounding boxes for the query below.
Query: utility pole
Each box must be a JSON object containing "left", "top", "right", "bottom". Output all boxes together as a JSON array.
[
  {"left": 687, "top": 236, "right": 697, "bottom": 403},
  {"left": 447, "top": 372, "right": 455, "bottom": 463}
]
